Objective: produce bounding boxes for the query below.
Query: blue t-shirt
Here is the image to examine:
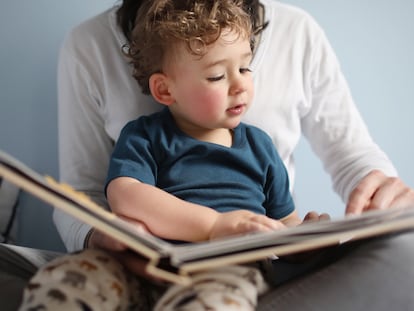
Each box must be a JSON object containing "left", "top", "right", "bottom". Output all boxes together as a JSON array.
[{"left": 106, "top": 108, "right": 294, "bottom": 220}]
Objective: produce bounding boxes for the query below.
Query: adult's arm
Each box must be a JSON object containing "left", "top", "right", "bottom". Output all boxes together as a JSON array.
[
  {"left": 53, "top": 28, "right": 114, "bottom": 252},
  {"left": 299, "top": 14, "right": 400, "bottom": 208}
]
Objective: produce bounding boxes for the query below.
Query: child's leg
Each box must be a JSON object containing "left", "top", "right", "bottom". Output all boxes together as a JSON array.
[
  {"left": 155, "top": 265, "right": 268, "bottom": 311},
  {"left": 18, "top": 249, "right": 268, "bottom": 311},
  {"left": 18, "top": 249, "right": 162, "bottom": 311}
]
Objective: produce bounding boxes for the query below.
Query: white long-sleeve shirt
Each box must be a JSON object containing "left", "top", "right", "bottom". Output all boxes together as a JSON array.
[{"left": 54, "top": 0, "right": 396, "bottom": 252}]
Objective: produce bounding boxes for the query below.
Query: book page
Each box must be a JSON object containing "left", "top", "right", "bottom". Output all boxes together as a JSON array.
[{"left": 171, "top": 206, "right": 414, "bottom": 265}]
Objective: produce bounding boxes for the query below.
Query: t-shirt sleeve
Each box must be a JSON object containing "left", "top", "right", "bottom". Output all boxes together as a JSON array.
[
  {"left": 105, "top": 120, "right": 158, "bottom": 195},
  {"left": 261, "top": 135, "right": 295, "bottom": 219}
]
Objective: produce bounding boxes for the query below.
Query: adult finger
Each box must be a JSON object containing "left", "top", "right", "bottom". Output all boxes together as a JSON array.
[
  {"left": 367, "top": 176, "right": 404, "bottom": 210},
  {"left": 345, "top": 170, "right": 385, "bottom": 215},
  {"left": 387, "top": 184, "right": 414, "bottom": 209},
  {"left": 87, "top": 228, "right": 128, "bottom": 251}
]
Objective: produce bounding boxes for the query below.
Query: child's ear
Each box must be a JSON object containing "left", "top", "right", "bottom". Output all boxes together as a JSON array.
[{"left": 149, "top": 73, "right": 175, "bottom": 106}]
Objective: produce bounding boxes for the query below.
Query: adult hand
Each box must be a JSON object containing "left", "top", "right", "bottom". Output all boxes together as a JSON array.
[
  {"left": 87, "top": 217, "right": 162, "bottom": 281},
  {"left": 346, "top": 170, "right": 414, "bottom": 215},
  {"left": 87, "top": 215, "right": 149, "bottom": 251}
]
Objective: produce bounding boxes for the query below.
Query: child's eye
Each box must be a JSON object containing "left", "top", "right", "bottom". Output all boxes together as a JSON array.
[
  {"left": 240, "top": 67, "right": 252, "bottom": 74},
  {"left": 207, "top": 74, "right": 225, "bottom": 82}
]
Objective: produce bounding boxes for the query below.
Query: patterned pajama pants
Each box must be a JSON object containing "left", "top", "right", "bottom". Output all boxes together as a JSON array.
[{"left": 18, "top": 249, "right": 269, "bottom": 311}]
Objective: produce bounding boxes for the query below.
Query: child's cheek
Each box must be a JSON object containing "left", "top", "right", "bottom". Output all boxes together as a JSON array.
[{"left": 192, "top": 88, "right": 223, "bottom": 112}]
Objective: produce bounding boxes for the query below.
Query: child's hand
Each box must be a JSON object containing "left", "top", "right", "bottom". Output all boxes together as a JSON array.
[
  {"left": 208, "top": 210, "right": 286, "bottom": 240},
  {"left": 279, "top": 211, "right": 331, "bottom": 263},
  {"left": 302, "top": 211, "right": 330, "bottom": 223},
  {"left": 87, "top": 215, "right": 150, "bottom": 251}
]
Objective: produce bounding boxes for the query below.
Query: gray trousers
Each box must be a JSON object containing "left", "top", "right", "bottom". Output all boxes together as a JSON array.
[
  {"left": 258, "top": 231, "right": 414, "bottom": 311},
  {"left": 2, "top": 231, "right": 414, "bottom": 311}
]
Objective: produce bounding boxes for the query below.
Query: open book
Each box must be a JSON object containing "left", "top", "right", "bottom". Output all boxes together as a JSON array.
[{"left": 1, "top": 150, "right": 414, "bottom": 285}]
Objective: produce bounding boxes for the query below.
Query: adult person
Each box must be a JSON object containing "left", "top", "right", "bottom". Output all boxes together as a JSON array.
[
  {"left": 53, "top": 0, "right": 413, "bottom": 253},
  {"left": 9, "top": 0, "right": 414, "bottom": 310},
  {"left": 54, "top": 0, "right": 414, "bottom": 250}
]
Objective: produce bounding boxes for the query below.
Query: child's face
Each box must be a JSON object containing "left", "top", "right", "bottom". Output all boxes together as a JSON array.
[{"left": 165, "top": 29, "right": 254, "bottom": 132}]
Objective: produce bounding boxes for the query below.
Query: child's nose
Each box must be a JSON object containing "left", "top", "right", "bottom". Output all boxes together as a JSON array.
[{"left": 229, "top": 76, "right": 247, "bottom": 95}]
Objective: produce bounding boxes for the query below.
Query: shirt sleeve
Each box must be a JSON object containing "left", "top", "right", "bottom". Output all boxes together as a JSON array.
[
  {"left": 53, "top": 29, "right": 113, "bottom": 252},
  {"left": 299, "top": 15, "right": 397, "bottom": 202},
  {"left": 258, "top": 131, "right": 295, "bottom": 219},
  {"left": 105, "top": 120, "right": 158, "bottom": 193}
]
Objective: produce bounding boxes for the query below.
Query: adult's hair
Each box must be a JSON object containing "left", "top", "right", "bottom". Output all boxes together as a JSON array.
[{"left": 117, "top": 0, "right": 267, "bottom": 42}]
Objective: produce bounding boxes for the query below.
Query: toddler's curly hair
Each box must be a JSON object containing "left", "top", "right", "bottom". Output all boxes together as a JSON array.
[{"left": 125, "top": 0, "right": 253, "bottom": 94}]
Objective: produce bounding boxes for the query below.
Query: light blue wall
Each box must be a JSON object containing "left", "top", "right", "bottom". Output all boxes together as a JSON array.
[{"left": 0, "top": 1, "right": 413, "bottom": 251}]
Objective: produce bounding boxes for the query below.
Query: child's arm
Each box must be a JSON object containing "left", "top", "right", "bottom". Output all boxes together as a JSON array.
[{"left": 107, "top": 176, "right": 285, "bottom": 242}]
